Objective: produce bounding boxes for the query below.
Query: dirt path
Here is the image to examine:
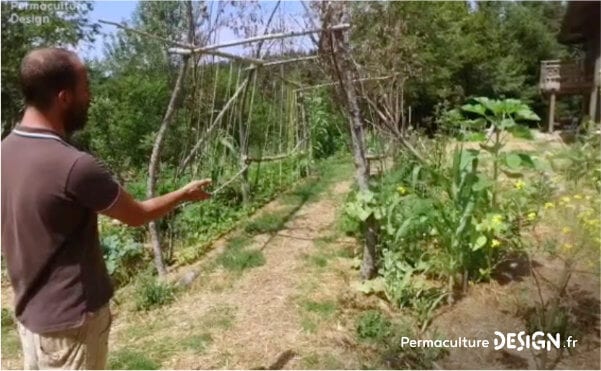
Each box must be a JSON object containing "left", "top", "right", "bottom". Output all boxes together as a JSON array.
[
  {"left": 172, "top": 180, "right": 351, "bottom": 369},
  {"left": 100, "top": 170, "right": 372, "bottom": 370}
]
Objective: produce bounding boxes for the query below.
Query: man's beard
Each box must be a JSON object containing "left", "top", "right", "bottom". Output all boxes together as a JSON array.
[{"left": 64, "top": 102, "right": 88, "bottom": 136}]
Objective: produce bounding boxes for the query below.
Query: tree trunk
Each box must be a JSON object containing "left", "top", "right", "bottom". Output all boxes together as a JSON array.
[
  {"left": 328, "top": 8, "right": 378, "bottom": 279},
  {"left": 147, "top": 1, "right": 194, "bottom": 276}
]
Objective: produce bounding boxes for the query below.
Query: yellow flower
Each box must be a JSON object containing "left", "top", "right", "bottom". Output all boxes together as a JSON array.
[
  {"left": 397, "top": 186, "right": 407, "bottom": 195},
  {"left": 491, "top": 239, "right": 501, "bottom": 248},
  {"left": 514, "top": 180, "right": 526, "bottom": 190},
  {"left": 544, "top": 202, "right": 555, "bottom": 209},
  {"left": 491, "top": 214, "right": 503, "bottom": 226},
  {"left": 585, "top": 195, "right": 592, "bottom": 201},
  {"left": 561, "top": 227, "right": 571, "bottom": 235},
  {"left": 561, "top": 243, "right": 573, "bottom": 252},
  {"left": 574, "top": 194, "right": 583, "bottom": 200},
  {"left": 527, "top": 212, "right": 537, "bottom": 221},
  {"left": 561, "top": 196, "right": 571, "bottom": 204}
]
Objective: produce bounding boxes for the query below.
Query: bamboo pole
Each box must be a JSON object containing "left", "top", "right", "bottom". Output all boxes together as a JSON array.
[
  {"left": 243, "top": 151, "right": 307, "bottom": 164},
  {"left": 179, "top": 24, "right": 349, "bottom": 54},
  {"left": 179, "top": 77, "right": 250, "bottom": 172},
  {"left": 245, "top": 55, "right": 318, "bottom": 70},
  {"left": 294, "top": 74, "right": 398, "bottom": 92},
  {"left": 168, "top": 47, "right": 264, "bottom": 65},
  {"left": 99, "top": 19, "right": 264, "bottom": 65}
]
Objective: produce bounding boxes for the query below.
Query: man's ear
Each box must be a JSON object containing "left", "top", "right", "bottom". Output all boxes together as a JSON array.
[{"left": 57, "top": 90, "right": 72, "bottom": 107}]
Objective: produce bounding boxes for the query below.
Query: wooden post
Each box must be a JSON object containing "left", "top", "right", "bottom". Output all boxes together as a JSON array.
[
  {"left": 589, "top": 54, "right": 600, "bottom": 123},
  {"left": 298, "top": 92, "right": 312, "bottom": 175},
  {"left": 548, "top": 92, "right": 556, "bottom": 133}
]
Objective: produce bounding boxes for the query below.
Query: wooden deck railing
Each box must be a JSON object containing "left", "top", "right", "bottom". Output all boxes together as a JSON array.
[{"left": 540, "top": 60, "right": 594, "bottom": 94}]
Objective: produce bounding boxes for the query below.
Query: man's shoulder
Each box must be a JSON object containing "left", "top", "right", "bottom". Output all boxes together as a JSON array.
[{"left": 2, "top": 132, "right": 90, "bottom": 169}]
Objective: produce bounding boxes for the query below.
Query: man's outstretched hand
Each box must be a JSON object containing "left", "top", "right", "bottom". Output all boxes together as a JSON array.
[
  {"left": 180, "top": 179, "right": 212, "bottom": 202},
  {"left": 102, "top": 178, "right": 213, "bottom": 227}
]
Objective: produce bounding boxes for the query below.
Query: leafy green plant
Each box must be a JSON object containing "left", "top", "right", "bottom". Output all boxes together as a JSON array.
[
  {"left": 134, "top": 275, "right": 176, "bottom": 311},
  {"left": 306, "top": 91, "right": 346, "bottom": 160},
  {"left": 460, "top": 97, "right": 540, "bottom": 206},
  {"left": 551, "top": 125, "right": 601, "bottom": 191},
  {"left": 356, "top": 310, "right": 392, "bottom": 342},
  {"left": 100, "top": 232, "right": 145, "bottom": 286},
  {"left": 345, "top": 98, "right": 549, "bottom": 326}
]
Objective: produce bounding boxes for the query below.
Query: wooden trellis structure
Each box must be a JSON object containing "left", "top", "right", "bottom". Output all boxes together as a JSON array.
[
  {"left": 100, "top": 16, "right": 352, "bottom": 274},
  {"left": 100, "top": 17, "right": 410, "bottom": 194}
]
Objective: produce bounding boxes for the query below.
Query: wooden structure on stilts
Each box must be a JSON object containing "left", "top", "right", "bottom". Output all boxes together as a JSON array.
[{"left": 540, "top": 1, "right": 600, "bottom": 132}]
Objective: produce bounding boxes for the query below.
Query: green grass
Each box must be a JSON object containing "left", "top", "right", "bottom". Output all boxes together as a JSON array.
[
  {"left": 280, "top": 178, "right": 319, "bottom": 205},
  {"left": 108, "top": 350, "right": 160, "bottom": 370},
  {"left": 116, "top": 305, "right": 234, "bottom": 368},
  {"left": 299, "top": 299, "right": 338, "bottom": 334},
  {"left": 124, "top": 317, "right": 176, "bottom": 342},
  {"left": 217, "top": 244, "right": 265, "bottom": 272},
  {"left": 244, "top": 212, "right": 287, "bottom": 234},
  {"left": 308, "top": 234, "right": 354, "bottom": 267},
  {"left": 301, "top": 352, "right": 344, "bottom": 369},
  {"left": 1, "top": 308, "right": 19, "bottom": 360},
  {"left": 226, "top": 235, "right": 252, "bottom": 250},
  {"left": 303, "top": 300, "right": 337, "bottom": 318},
  {"left": 1, "top": 325, "right": 20, "bottom": 359},
  {"left": 181, "top": 333, "right": 213, "bottom": 354},
  {"left": 204, "top": 304, "right": 236, "bottom": 329},
  {"left": 308, "top": 254, "right": 328, "bottom": 268},
  {"left": 1, "top": 308, "right": 14, "bottom": 327},
  {"left": 300, "top": 316, "right": 318, "bottom": 333}
]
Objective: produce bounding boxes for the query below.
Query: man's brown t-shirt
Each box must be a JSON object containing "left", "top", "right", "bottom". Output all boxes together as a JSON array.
[{"left": 1, "top": 126, "right": 120, "bottom": 333}]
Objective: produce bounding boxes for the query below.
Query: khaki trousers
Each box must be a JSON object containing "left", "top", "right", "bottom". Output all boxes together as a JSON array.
[{"left": 17, "top": 304, "right": 111, "bottom": 370}]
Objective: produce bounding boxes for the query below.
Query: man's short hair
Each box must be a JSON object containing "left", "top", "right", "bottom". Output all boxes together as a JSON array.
[{"left": 19, "top": 48, "right": 80, "bottom": 110}]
